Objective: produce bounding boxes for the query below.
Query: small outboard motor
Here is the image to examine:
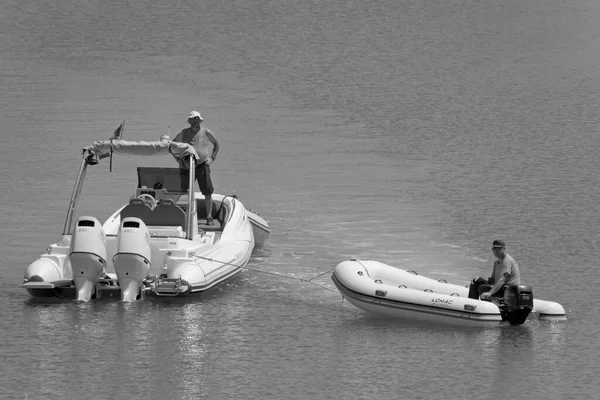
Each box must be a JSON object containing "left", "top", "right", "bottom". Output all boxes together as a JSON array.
[{"left": 500, "top": 284, "right": 534, "bottom": 325}]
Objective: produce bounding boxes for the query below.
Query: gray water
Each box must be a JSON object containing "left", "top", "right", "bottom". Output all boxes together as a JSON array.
[{"left": 1, "top": 1, "right": 599, "bottom": 399}]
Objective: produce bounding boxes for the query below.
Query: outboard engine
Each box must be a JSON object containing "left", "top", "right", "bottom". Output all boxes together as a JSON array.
[
  {"left": 69, "top": 217, "right": 107, "bottom": 302},
  {"left": 113, "top": 217, "right": 152, "bottom": 302},
  {"left": 500, "top": 284, "right": 534, "bottom": 325}
]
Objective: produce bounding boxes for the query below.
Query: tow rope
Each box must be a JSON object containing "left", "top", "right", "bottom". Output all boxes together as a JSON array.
[{"left": 191, "top": 255, "right": 336, "bottom": 292}]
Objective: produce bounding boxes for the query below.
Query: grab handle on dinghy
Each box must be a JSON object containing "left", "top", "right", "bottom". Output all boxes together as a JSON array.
[
  {"left": 408, "top": 270, "right": 418, "bottom": 275},
  {"left": 438, "top": 279, "right": 447, "bottom": 283},
  {"left": 398, "top": 285, "right": 407, "bottom": 289},
  {"left": 424, "top": 289, "right": 433, "bottom": 292}
]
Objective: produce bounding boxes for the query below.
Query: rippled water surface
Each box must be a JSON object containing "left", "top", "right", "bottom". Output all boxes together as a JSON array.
[{"left": 1, "top": 1, "right": 599, "bottom": 399}]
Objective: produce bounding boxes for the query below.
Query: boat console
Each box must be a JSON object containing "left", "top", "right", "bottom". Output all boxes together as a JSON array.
[
  {"left": 135, "top": 167, "right": 189, "bottom": 203},
  {"left": 133, "top": 167, "right": 222, "bottom": 230}
]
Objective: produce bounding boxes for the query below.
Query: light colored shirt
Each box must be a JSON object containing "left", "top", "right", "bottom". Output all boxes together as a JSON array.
[{"left": 492, "top": 253, "right": 520, "bottom": 286}]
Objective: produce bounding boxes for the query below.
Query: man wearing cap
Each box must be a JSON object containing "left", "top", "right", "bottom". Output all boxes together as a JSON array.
[
  {"left": 173, "top": 111, "right": 220, "bottom": 225},
  {"left": 468, "top": 240, "right": 521, "bottom": 300}
]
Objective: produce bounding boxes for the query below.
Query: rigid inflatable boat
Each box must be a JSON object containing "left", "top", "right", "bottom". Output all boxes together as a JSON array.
[
  {"left": 22, "top": 136, "right": 270, "bottom": 302},
  {"left": 332, "top": 259, "right": 566, "bottom": 327}
]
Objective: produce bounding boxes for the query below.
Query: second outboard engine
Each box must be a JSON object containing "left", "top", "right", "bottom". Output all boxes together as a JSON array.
[
  {"left": 500, "top": 284, "right": 534, "bottom": 325},
  {"left": 70, "top": 217, "right": 107, "bottom": 302},
  {"left": 113, "top": 217, "right": 152, "bottom": 302}
]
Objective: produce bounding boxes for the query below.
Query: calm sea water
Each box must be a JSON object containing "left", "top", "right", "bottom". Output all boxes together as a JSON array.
[{"left": 1, "top": 0, "right": 599, "bottom": 399}]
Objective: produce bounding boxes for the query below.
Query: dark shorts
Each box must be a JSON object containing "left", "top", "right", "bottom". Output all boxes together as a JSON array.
[
  {"left": 195, "top": 163, "right": 214, "bottom": 195},
  {"left": 179, "top": 164, "right": 214, "bottom": 195},
  {"left": 468, "top": 280, "right": 506, "bottom": 300}
]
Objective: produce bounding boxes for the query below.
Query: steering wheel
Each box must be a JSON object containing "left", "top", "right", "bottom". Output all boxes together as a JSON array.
[{"left": 137, "top": 194, "right": 157, "bottom": 210}]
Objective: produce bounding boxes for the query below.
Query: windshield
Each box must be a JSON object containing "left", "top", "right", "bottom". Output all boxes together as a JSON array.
[{"left": 137, "top": 167, "right": 192, "bottom": 193}]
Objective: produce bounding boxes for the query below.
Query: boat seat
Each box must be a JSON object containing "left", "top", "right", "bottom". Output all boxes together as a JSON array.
[
  {"left": 120, "top": 198, "right": 154, "bottom": 223},
  {"left": 147, "top": 199, "right": 187, "bottom": 229}
]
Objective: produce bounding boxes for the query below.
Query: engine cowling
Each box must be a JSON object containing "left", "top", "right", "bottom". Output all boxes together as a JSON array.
[
  {"left": 113, "top": 217, "right": 152, "bottom": 301},
  {"left": 69, "top": 216, "right": 107, "bottom": 302},
  {"left": 501, "top": 284, "right": 534, "bottom": 325}
]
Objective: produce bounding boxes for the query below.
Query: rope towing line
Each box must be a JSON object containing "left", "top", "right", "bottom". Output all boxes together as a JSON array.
[{"left": 192, "top": 255, "right": 337, "bottom": 292}]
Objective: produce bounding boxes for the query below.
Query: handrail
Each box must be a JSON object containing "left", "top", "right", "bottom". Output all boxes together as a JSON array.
[
  {"left": 225, "top": 197, "right": 235, "bottom": 225},
  {"left": 186, "top": 155, "right": 196, "bottom": 239},
  {"left": 62, "top": 157, "right": 89, "bottom": 235}
]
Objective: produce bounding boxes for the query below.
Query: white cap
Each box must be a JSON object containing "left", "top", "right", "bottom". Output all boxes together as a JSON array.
[{"left": 187, "top": 111, "right": 203, "bottom": 121}]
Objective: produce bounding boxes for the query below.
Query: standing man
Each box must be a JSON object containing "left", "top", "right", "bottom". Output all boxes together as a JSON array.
[
  {"left": 173, "top": 110, "right": 220, "bottom": 225},
  {"left": 468, "top": 240, "right": 521, "bottom": 300}
]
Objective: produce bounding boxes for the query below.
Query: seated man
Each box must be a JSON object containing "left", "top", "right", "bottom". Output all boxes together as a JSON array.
[{"left": 468, "top": 240, "right": 521, "bottom": 300}]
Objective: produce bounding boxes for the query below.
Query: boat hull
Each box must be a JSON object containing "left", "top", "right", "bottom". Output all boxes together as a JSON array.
[
  {"left": 150, "top": 258, "right": 245, "bottom": 298},
  {"left": 151, "top": 226, "right": 253, "bottom": 297},
  {"left": 332, "top": 272, "right": 504, "bottom": 327},
  {"left": 247, "top": 210, "right": 270, "bottom": 248},
  {"left": 23, "top": 234, "right": 72, "bottom": 297},
  {"left": 24, "top": 193, "right": 258, "bottom": 300},
  {"left": 332, "top": 259, "right": 566, "bottom": 326}
]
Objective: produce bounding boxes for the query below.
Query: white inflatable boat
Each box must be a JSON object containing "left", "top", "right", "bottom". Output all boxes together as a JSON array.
[
  {"left": 332, "top": 259, "right": 566, "bottom": 327},
  {"left": 22, "top": 137, "right": 270, "bottom": 302}
]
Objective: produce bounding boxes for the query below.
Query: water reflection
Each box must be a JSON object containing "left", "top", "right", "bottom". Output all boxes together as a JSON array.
[
  {"left": 327, "top": 314, "right": 556, "bottom": 397},
  {"left": 158, "top": 302, "right": 209, "bottom": 399},
  {"left": 482, "top": 324, "right": 535, "bottom": 389},
  {"left": 476, "top": 321, "right": 577, "bottom": 398}
]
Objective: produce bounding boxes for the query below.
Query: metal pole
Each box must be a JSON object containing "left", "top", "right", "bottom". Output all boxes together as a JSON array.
[
  {"left": 186, "top": 155, "right": 196, "bottom": 239},
  {"left": 62, "top": 157, "right": 89, "bottom": 235}
]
